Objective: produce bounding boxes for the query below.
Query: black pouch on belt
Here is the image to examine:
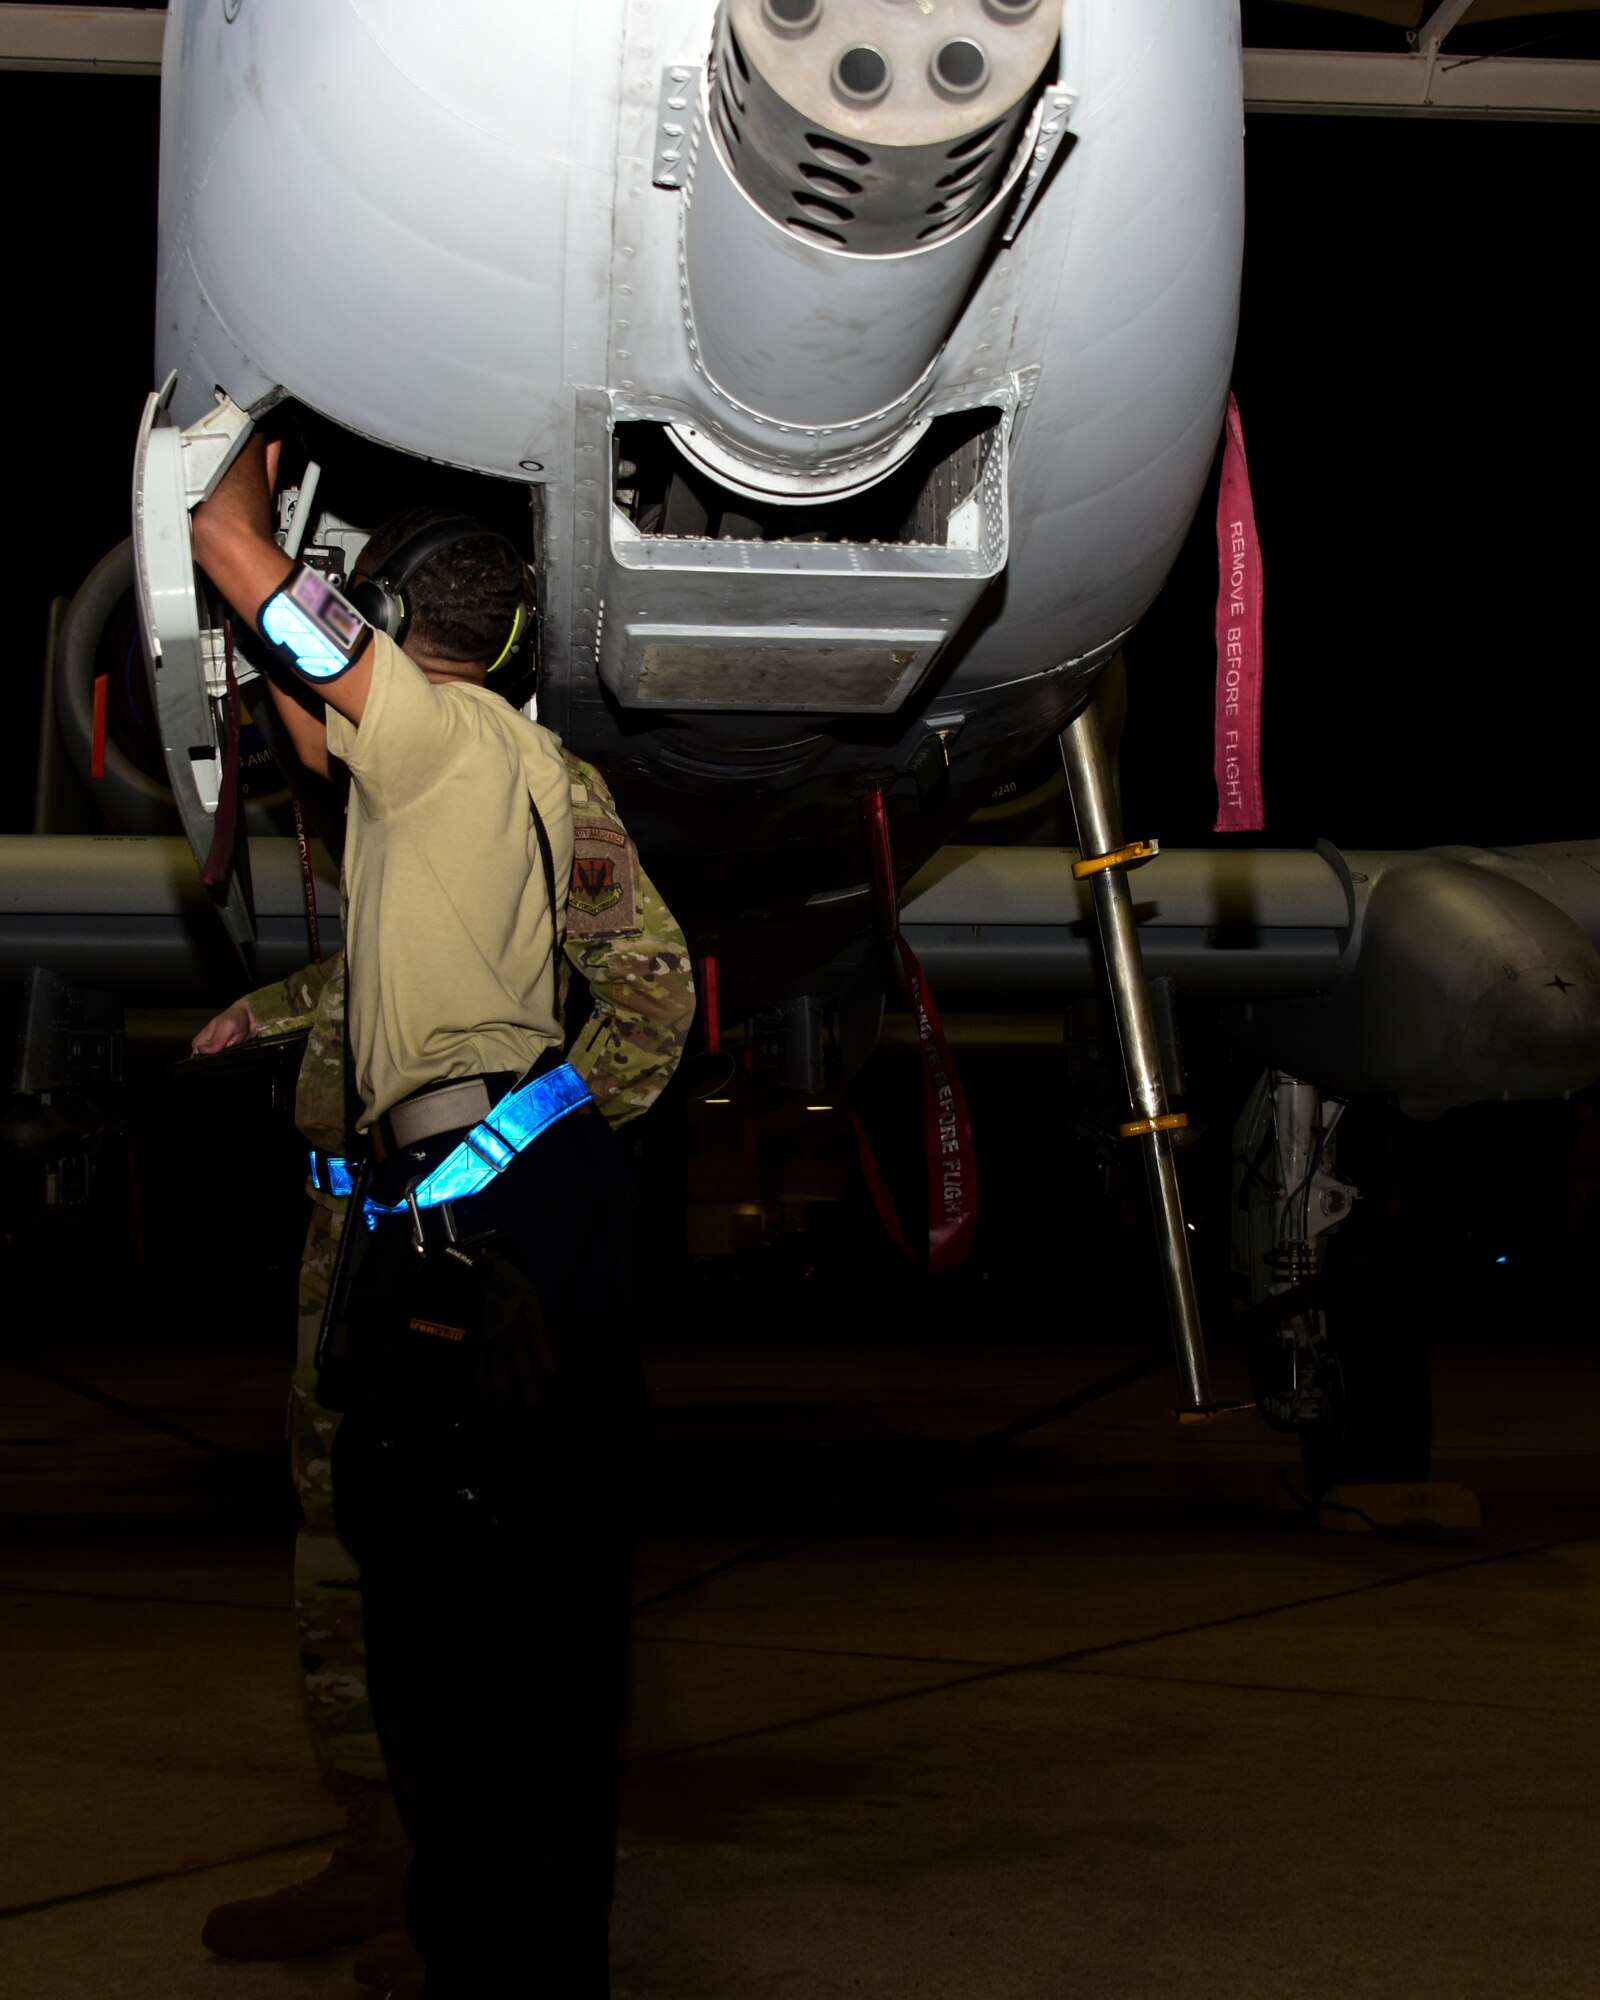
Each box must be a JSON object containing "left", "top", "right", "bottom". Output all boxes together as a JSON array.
[{"left": 316, "top": 1175, "right": 553, "bottom": 1418}]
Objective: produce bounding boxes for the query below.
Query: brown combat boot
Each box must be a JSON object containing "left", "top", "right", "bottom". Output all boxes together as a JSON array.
[
  {"left": 202, "top": 1774, "right": 411, "bottom": 1960},
  {"left": 352, "top": 1926, "right": 425, "bottom": 1991}
]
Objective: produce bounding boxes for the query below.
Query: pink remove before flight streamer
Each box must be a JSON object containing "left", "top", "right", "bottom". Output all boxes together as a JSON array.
[{"left": 1214, "top": 392, "right": 1265, "bottom": 833}]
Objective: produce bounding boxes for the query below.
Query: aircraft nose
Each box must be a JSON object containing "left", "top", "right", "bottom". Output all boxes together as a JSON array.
[{"left": 1461, "top": 954, "right": 1600, "bottom": 1100}]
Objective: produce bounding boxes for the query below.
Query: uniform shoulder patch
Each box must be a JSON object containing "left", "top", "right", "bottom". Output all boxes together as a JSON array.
[
  {"left": 568, "top": 821, "right": 640, "bottom": 937},
  {"left": 563, "top": 754, "right": 639, "bottom": 937}
]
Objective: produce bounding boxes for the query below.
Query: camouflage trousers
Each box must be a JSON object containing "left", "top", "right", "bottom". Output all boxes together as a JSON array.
[{"left": 290, "top": 1196, "right": 388, "bottom": 1785}]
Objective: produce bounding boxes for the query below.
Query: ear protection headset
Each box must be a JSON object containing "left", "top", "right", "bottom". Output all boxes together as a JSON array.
[{"left": 346, "top": 513, "right": 536, "bottom": 699}]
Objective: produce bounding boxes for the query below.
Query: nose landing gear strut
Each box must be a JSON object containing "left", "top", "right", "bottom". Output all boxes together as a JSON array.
[{"left": 1058, "top": 702, "right": 1218, "bottom": 1417}]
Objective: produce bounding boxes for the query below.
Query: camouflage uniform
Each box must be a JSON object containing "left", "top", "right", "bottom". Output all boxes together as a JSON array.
[{"left": 243, "top": 751, "right": 693, "bottom": 1787}]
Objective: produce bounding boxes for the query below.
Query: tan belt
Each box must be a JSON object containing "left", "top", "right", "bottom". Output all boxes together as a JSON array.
[{"left": 371, "top": 1076, "right": 498, "bottom": 1163}]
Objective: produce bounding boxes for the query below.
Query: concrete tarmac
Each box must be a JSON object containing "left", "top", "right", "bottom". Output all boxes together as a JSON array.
[{"left": 3, "top": 1272, "right": 1598, "bottom": 1999}]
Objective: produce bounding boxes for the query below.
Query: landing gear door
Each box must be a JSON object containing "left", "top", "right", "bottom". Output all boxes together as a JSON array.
[{"left": 131, "top": 375, "right": 257, "bottom": 953}]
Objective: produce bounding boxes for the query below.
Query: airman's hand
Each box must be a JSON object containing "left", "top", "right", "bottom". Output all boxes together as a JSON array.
[{"left": 191, "top": 999, "right": 258, "bottom": 1055}]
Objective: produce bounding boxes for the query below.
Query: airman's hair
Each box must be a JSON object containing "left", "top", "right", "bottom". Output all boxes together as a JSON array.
[{"left": 358, "top": 507, "right": 532, "bottom": 665}]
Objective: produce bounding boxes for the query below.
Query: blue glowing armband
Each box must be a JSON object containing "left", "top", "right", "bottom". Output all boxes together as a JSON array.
[{"left": 259, "top": 565, "right": 369, "bottom": 682}]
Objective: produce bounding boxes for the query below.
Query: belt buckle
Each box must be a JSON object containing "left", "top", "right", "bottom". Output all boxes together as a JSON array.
[{"left": 463, "top": 1121, "right": 515, "bottom": 1174}]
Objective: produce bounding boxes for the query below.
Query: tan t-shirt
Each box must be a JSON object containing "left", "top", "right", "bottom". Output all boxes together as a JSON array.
[{"left": 325, "top": 633, "right": 574, "bottom": 1128}]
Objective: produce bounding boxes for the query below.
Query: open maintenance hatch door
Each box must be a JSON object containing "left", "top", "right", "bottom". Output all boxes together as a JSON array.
[{"left": 131, "top": 377, "right": 258, "bottom": 955}]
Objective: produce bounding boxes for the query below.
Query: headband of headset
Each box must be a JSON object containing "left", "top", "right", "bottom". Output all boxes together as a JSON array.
[{"left": 347, "top": 514, "right": 532, "bottom": 681}]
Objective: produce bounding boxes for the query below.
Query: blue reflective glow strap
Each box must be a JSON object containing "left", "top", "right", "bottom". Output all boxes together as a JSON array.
[
  {"left": 364, "top": 1063, "right": 591, "bottom": 1222},
  {"left": 308, "top": 1150, "right": 356, "bottom": 1198}
]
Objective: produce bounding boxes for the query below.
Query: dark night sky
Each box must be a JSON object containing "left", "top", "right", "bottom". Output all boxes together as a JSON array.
[{"left": 2, "top": 66, "right": 1595, "bottom": 855}]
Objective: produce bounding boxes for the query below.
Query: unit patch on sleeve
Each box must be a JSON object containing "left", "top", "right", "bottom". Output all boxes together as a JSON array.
[{"left": 567, "top": 823, "right": 641, "bottom": 937}]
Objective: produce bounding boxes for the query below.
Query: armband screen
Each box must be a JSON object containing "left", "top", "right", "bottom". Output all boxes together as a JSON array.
[{"left": 259, "top": 566, "right": 369, "bottom": 681}]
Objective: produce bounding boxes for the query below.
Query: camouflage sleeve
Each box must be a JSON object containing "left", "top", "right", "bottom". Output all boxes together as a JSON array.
[
  {"left": 242, "top": 954, "right": 340, "bottom": 1038},
  {"left": 242, "top": 953, "right": 350, "bottom": 1158},
  {"left": 294, "top": 955, "right": 351, "bottom": 1158},
  {"left": 561, "top": 754, "right": 696, "bottom": 1126}
]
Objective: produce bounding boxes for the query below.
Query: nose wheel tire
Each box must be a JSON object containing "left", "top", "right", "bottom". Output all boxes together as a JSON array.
[{"left": 1298, "top": 1310, "right": 1432, "bottom": 1498}]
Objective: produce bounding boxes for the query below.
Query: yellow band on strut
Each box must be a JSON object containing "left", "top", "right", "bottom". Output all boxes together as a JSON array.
[
  {"left": 1119, "top": 1111, "right": 1189, "bottom": 1140},
  {"left": 1072, "top": 838, "right": 1160, "bottom": 881}
]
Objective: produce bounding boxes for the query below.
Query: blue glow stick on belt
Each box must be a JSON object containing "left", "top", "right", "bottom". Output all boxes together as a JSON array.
[
  {"left": 363, "top": 1062, "right": 591, "bottom": 1227},
  {"left": 309, "top": 1151, "right": 357, "bottom": 1198}
]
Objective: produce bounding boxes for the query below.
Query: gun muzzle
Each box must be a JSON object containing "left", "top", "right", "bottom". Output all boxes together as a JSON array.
[{"left": 678, "top": 1, "right": 1063, "bottom": 492}]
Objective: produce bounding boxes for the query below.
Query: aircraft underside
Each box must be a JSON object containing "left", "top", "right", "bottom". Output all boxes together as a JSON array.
[{"left": 133, "top": 0, "right": 1242, "bottom": 993}]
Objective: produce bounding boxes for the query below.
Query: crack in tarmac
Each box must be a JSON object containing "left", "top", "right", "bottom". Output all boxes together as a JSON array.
[
  {"left": 0, "top": 1831, "right": 342, "bottom": 1924},
  {"left": 626, "top": 1529, "right": 1600, "bottom": 1766}
]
